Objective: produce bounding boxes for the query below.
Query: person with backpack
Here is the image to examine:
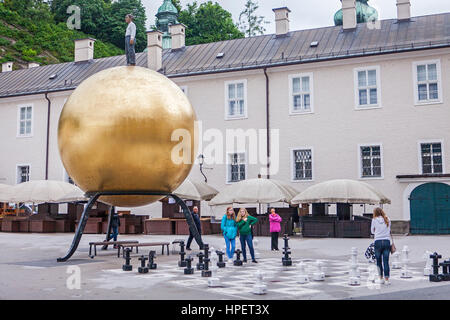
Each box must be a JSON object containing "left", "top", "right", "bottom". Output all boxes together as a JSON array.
[
  {"left": 371, "top": 207, "right": 393, "bottom": 285},
  {"left": 221, "top": 207, "right": 237, "bottom": 259}
]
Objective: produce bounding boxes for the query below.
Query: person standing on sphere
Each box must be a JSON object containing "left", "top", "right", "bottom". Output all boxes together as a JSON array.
[
  {"left": 125, "top": 14, "right": 136, "bottom": 66},
  {"left": 186, "top": 206, "right": 203, "bottom": 250}
]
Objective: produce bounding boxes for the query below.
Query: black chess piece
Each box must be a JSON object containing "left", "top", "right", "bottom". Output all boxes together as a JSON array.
[
  {"left": 216, "top": 250, "right": 226, "bottom": 268},
  {"left": 440, "top": 260, "right": 450, "bottom": 281},
  {"left": 184, "top": 256, "right": 194, "bottom": 275},
  {"left": 122, "top": 248, "right": 132, "bottom": 271},
  {"left": 202, "top": 244, "right": 212, "bottom": 277},
  {"left": 148, "top": 250, "right": 157, "bottom": 270},
  {"left": 138, "top": 255, "right": 149, "bottom": 274},
  {"left": 234, "top": 249, "right": 243, "bottom": 266},
  {"left": 196, "top": 252, "right": 205, "bottom": 270},
  {"left": 429, "top": 252, "right": 442, "bottom": 282},
  {"left": 178, "top": 240, "right": 187, "bottom": 268},
  {"left": 282, "top": 234, "right": 293, "bottom": 267}
]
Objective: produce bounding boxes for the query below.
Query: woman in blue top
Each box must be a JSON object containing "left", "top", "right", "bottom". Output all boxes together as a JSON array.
[{"left": 221, "top": 207, "right": 237, "bottom": 259}]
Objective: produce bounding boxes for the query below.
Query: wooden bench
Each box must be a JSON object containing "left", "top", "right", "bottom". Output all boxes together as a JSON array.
[
  {"left": 89, "top": 240, "right": 139, "bottom": 258},
  {"left": 117, "top": 242, "right": 170, "bottom": 257}
]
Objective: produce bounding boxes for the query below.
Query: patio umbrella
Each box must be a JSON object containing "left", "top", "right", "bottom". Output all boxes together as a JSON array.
[
  {"left": 173, "top": 179, "right": 219, "bottom": 201},
  {"left": 209, "top": 178, "right": 299, "bottom": 206},
  {"left": 8, "top": 180, "right": 86, "bottom": 204},
  {"left": 0, "top": 184, "right": 13, "bottom": 202},
  {"left": 55, "top": 188, "right": 89, "bottom": 203},
  {"left": 291, "top": 179, "right": 391, "bottom": 205}
]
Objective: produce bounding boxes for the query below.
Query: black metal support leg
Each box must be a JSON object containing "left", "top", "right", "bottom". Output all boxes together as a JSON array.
[
  {"left": 57, "top": 194, "right": 100, "bottom": 262},
  {"left": 102, "top": 206, "right": 114, "bottom": 250},
  {"left": 171, "top": 194, "right": 203, "bottom": 249}
]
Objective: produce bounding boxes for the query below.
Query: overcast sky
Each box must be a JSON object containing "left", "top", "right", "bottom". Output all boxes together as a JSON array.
[{"left": 141, "top": 0, "right": 450, "bottom": 33}]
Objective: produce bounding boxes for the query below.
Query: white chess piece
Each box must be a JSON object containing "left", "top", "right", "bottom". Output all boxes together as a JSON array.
[
  {"left": 313, "top": 261, "right": 325, "bottom": 281},
  {"left": 297, "top": 261, "right": 309, "bottom": 284},
  {"left": 349, "top": 247, "right": 361, "bottom": 286},
  {"left": 392, "top": 251, "right": 401, "bottom": 269},
  {"left": 252, "top": 270, "right": 267, "bottom": 295},
  {"left": 401, "top": 245, "right": 412, "bottom": 278},
  {"left": 208, "top": 251, "right": 221, "bottom": 287},
  {"left": 253, "top": 237, "right": 261, "bottom": 259},
  {"left": 367, "top": 263, "right": 379, "bottom": 283},
  {"left": 423, "top": 251, "right": 433, "bottom": 276}
]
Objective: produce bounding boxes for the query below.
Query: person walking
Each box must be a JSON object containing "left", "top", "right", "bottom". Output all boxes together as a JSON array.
[
  {"left": 107, "top": 209, "right": 121, "bottom": 249},
  {"left": 125, "top": 14, "right": 136, "bottom": 66},
  {"left": 269, "top": 208, "right": 282, "bottom": 251},
  {"left": 221, "top": 207, "right": 237, "bottom": 259},
  {"left": 236, "top": 208, "right": 258, "bottom": 263},
  {"left": 186, "top": 206, "right": 202, "bottom": 250},
  {"left": 371, "top": 207, "right": 392, "bottom": 285}
]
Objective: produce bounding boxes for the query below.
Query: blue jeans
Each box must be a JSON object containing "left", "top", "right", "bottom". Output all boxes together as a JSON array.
[
  {"left": 108, "top": 226, "right": 119, "bottom": 242},
  {"left": 239, "top": 234, "right": 255, "bottom": 261},
  {"left": 125, "top": 36, "right": 136, "bottom": 65},
  {"left": 224, "top": 237, "right": 235, "bottom": 259},
  {"left": 374, "top": 239, "right": 391, "bottom": 278}
]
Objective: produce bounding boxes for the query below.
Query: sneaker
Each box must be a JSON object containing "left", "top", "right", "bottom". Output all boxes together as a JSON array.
[
  {"left": 243, "top": 259, "right": 247, "bottom": 263},
  {"left": 252, "top": 260, "right": 258, "bottom": 263},
  {"left": 375, "top": 278, "right": 385, "bottom": 285},
  {"left": 186, "top": 248, "right": 191, "bottom": 251},
  {"left": 384, "top": 279, "right": 391, "bottom": 285}
]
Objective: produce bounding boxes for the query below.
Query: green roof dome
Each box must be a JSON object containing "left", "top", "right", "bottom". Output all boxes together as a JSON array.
[
  {"left": 334, "top": 0, "right": 378, "bottom": 26},
  {"left": 157, "top": 0, "right": 178, "bottom": 15}
]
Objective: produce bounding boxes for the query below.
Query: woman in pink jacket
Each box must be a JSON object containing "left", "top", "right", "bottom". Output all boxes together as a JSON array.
[{"left": 269, "top": 208, "right": 282, "bottom": 251}]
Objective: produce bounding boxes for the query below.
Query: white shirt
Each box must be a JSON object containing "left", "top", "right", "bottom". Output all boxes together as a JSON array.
[
  {"left": 125, "top": 22, "right": 136, "bottom": 40},
  {"left": 371, "top": 217, "right": 391, "bottom": 241}
]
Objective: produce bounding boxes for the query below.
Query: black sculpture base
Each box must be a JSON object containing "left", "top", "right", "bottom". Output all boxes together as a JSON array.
[{"left": 57, "top": 190, "right": 203, "bottom": 262}]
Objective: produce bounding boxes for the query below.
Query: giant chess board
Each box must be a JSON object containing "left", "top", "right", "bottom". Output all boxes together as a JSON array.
[{"left": 93, "top": 257, "right": 428, "bottom": 299}]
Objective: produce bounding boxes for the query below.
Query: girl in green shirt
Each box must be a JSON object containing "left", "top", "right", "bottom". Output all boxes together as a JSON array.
[{"left": 236, "top": 208, "right": 258, "bottom": 263}]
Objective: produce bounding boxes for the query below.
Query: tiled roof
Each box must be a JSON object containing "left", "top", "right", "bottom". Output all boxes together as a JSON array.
[{"left": 0, "top": 13, "right": 449, "bottom": 98}]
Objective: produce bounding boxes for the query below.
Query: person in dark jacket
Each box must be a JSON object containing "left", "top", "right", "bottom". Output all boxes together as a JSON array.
[
  {"left": 186, "top": 206, "right": 203, "bottom": 250},
  {"left": 108, "top": 211, "right": 121, "bottom": 248}
]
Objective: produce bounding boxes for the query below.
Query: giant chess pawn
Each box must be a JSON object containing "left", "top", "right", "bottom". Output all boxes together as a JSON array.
[
  {"left": 313, "top": 260, "right": 325, "bottom": 281},
  {"left": 253, "top": 238, "right": 261, "bottom": 259},
  {"left": 423, "top": 251, "right": 433, "bottom": 276},
  {"left": 297, "top": 261, "right": 309, "bottom": 284},
  {"left": 392, "top": 251, "right": 402, "bottom": 269},
  {"left": 401, "top": 245, "right": 412, "bottom": 278},
  {"left": 349, "top": 247, "right": 361, "bottom": 286},
  {"left": 208, "top": 251, "right": 221, "bottom": 287},
  {"left": 252, "top": 270, "right": 267, "bottom": 295}
]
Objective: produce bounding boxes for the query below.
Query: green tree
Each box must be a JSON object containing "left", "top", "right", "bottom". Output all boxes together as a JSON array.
[
  {"left": 238, "top": 0, "right": 269, "bottom": 37},
  {"left": 178, "top": 1, "right": 243, "bottom": 46},
  {"left": 170, "top": 0, "right": 182, "bottom": 14}
]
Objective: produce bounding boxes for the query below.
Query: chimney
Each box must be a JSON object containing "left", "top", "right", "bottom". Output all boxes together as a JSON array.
[
  {"left": 342, "top": 0, "right": 357, "bottom": 30},
  {"left": 147, "top": 30, "right": 163, "bottom": 71},
  {"left": 2, "top": 62, "right": 13, "bottom": 72},
  {"left": 169, "top": 23, "right": 186, "bottom": 50},
  {"left": 397, "top": 0, "right": 411, "bottom": 21},
  {"left": 272, "top": 7, "right": 291, "bottom": 37},
  {"left": 74, "top": 38, "right": 95, "bottom": 62},
  {"left": 28, "top": 62, "right": 40, "bottom": 69}
]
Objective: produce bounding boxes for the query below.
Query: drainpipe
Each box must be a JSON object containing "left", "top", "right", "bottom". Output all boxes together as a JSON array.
[
  {"left": 264, "top": 68, "right": 270, "bottom": 179},
  {"left": 44, "top": 93, "right": 51, "bottom": 180}
]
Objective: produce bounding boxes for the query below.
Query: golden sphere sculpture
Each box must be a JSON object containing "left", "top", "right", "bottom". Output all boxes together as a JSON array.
[{"left": 58, "top": 66, "right": 197, "bottom": 207}]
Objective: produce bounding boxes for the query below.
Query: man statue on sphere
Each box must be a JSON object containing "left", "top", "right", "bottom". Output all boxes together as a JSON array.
[{"left": 125, "top": 14, "right": 136, "bottom": 66}]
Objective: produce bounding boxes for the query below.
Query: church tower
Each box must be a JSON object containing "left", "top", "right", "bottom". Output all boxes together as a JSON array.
[{"left": 156, "top": 0, "right": 179, "bottom": 49}]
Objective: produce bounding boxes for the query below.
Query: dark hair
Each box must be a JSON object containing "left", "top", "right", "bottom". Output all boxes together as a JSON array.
[{"left": 126, "top": 14, "right": 134, "bottom": 20}]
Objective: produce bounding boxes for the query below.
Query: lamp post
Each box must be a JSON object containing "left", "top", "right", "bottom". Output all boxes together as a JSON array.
[{"left": 198, "top": 154, "right": 207, "bottom": 183}]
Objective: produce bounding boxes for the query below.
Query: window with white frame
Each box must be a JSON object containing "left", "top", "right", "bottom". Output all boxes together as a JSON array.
[
  {"left": 415, "top": 61, "right": 441, "bottom": 103},
  {"left": 18, "top": 105, "right": 33, "bottom": 136},
  {"left": 292, "top": 149, "right": 312, "bottom": 181},
  {"left": 360, "top": 145, "right": 382, "bottom": 178},
  {"left": 227, "top": 153, "right": 246, "bottom": 182},
  {"left": 290, "top": 74, "right": 312, "bottom": 113},
  {"left": 355, "top": 67, "right": 380, "bottom": 107},
  {"left": 17, "top": 165, "right": 30, "bottom": 184},
  {"left": 226, "top": 81, "right": 246, "bottom": 119},
  {"left": 420, "top": 142, "right": 443, "bottom": 174}
]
